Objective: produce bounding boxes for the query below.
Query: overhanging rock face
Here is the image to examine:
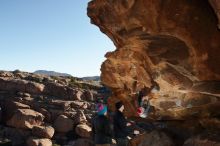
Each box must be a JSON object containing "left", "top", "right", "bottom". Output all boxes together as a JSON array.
[
  {"left": 88, "top": 0, "right": 220, "bottom": 119},
  {"left": 209, "top": 0, "right": 220, "bottom": 28}
]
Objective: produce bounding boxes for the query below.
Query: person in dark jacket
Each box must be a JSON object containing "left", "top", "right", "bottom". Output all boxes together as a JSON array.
[
  {"left": 113, "top": 101, "right": 139, "bottom": 146},
  {"left": 92, "top": 103, "right": 113, "bottom": 146}
]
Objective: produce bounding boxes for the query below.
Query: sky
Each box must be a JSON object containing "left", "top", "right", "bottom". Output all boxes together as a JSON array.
[{"left": 0, "top": 0, "right": 115, "bottom": 77}]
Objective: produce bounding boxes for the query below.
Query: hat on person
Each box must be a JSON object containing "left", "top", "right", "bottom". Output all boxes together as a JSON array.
[
  {"left": 97, "top": 103, "right": 107, "bottom": 115},
  {"left": 137, "top": 107, "right": 144, "bottom": 115},
  {"left": 115, "top": 101, "right": 123, "bottom": 110},
  {"left": 151, "top": 82, "right": 160, "bottom": 93}
]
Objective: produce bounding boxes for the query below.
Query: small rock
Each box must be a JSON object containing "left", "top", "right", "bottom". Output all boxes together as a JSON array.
[
  {"left": 36, "top": 108, "right": 51, "bottom": 123},
  {"left": 71, "top": 101, "right": 88, "bottom": 109},
  {"left": 75, "top": 123, "right": 92, "bottom": 138},
  {"left": 26, "top": 137, "right": 52, "bottom": 146},
  {"left": 32, "top": 125, "right": 55, "bottom": 139},
  {"left": 73, "top": 90, "right": 84, "bottom": 100},
  {"left": 17, "top": 92, "right": 31, "bottom": 97},
  {"left": 73, "top": 110, "right": 87, "bottom": 124},
  {"left": 54, "top": 115, "right": 73, "bottom": 133},
  {"left": 82, "top": 90, "right": 94, "bottom": 101}
]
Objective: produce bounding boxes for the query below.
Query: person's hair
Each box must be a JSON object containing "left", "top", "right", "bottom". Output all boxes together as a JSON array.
[
  {"left": 115, "top": 101, "right": 123, "bottom": 110},
  {"left": 142, "top": 86, "right": 150, "bottom": 95},
  {"left": 97, "top": 103, "right": 107, "bottom": 115}
]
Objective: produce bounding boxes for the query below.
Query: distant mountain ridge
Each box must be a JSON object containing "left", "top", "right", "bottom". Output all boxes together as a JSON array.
[
  {"left": 34, "top": 70, "right": 100, "bottom": 81},
  {"left": 34, "top": 70, "right": 72, "bottom": 77},
  {"left": 81, "top": 76, "right": 100, "bottom": 81}
]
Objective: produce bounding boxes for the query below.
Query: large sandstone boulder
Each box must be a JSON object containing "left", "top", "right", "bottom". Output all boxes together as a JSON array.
[
  {"left": 32, "top": 125, "right": 55, "bottom": 139},
  {"left": 35, "top": 108, "right": 51, "bottom": 123},
  {"left": 138, "top": 131, "right": 174, "bottom": 146},
  {"left": 26, "top": 81, "right": 45, "bottom": 94},
  {"left": 44, "top": 82, "right": 68, "bottom": 98},
  {"left": 50, "top": 99, "right": 71, "bottom": 110},
  {"left": 26, "top": 137, "right": 52, "bottom": 146},
  {"left": 7, "top": 109, "right": 44, "bottom": 129},
  {"left": 3, "top": 100, "right": 30, "bottom": 121},
  {"left": 88, "top": 0, "right": 220, "bottom": 120},
  {"left": 199, "top": 118, "right": 220, "bottom": 131},
  {"left": 71, "top": 100, "right": 88, "bottom": 109},
  {"left": 209, "top": 0, "right": 220, "bottom": 28},
  {"left": 0, "top": 78, "right": 45, "bottom": 94},
  {"left": 44, "top": 82, "right": 77, "bottom": 99},
  {"left": 183, "top": 134, "right": 220, "bottom": 146},
  {"left": 82, "top": 90, "right": 94, "bottom": 101},
  {"left": 75, "top": 123, "right": 92, "bottom": 138},
  {"left": 54, "top": 115, "right": 73, "bottom": 133},
  {"left": 5, "top": 101, "right": 30, "bottom": 110}
]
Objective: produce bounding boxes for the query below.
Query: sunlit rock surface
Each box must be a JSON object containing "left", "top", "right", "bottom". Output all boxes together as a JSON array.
[{"left": 88, "top": 0, "right": 220, "bottom": 120}]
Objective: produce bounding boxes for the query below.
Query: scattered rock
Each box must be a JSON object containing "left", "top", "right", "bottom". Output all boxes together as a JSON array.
[
  {"left": 0, "top": 78, "right": 45, "bottom": 94},
  {"left": 73, "top": 110, "right": 87, "bottom": 124},
  {"left": 32, "top": 125, "right": 55, "bottom": 139},
  {"left": 36, "top": 108, "right": 51, "bottom": 123},
  {"left": 44, "top": 82, "right": 69, "bottom": 99},
  {"left": 26, "top": 81, "right": 45, "bottom": 94},
  {"left": 75, "top": 123, "right": 92, "bottom": 138},
  {"left": 0, "top": 71, "right": 103, "bottom": 144},
  {"left": 17, "top": 92, "right": 31, "bottom": 97},
  {"left": 7, "top": 109, "right": 44, "bottom": 129},
  {"left": 71, "top": 101, "right": 88, "bottom": 109},
  {"left": 73, "top": 90, "right": 84, "bottom": 100},
  {"left": 26, "top": 137, "right": 52, "bottom": 146},
  {"left": 82, "top": 90, "right": 94, "bottom": 101},
  {"left": 50, "top": 100, "right": 71, "bottom": 110},
  {"left": 3, "top": 100, "right": 31, "bottom": 121},
  {"left": 54, "top": 115, "right": 73, "bottom": 133}
]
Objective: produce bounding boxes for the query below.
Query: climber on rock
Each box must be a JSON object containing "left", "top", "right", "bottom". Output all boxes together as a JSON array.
[
  {"left": 136, "top": 82, "right": 160, "bottom": 118},
  {"left": 92, "top": 103, "right": 114, "bottom": 146},
  {"left": 113, "top": 101, "right": 140, "bottom": 146}
]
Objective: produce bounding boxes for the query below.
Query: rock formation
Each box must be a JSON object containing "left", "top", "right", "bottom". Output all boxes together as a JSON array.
[
  {"left": 0, "top": 70, "right": 105, "bottom": 145},
  {"left": 0, "top": 0, "right": 220, "bottom": 145},
  {"left": 209, "top": 0, "right": 220, "bottom": 29},
  {"left": 88, "top": 0, "right": 220, "bottom": 145},
  {"left": 88, "top": 0, "right": 220, "bottom": 119}
]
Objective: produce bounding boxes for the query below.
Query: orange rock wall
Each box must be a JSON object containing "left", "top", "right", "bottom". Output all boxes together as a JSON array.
[{"left": 88, "top": 0, "right": 220, "bottom": 119}]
